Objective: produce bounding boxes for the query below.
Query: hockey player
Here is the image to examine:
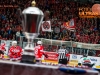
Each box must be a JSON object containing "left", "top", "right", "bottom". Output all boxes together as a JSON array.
[
  {"left": 78, "top": 54, "right": 95, "bottom": 67},
  {"left": 56, "top": 44, "right": 70, "bottom": 65},
  {"left": 34, "top": 41, "right": 48, "bottom": 64},
  {"left": 8, "top": 41, "right": 23, "bottom": 61},
  {"left": 0, "top": 41, "right": 6, "bottom": 58}
]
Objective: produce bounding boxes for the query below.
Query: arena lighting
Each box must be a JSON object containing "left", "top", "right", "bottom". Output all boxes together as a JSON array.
[{"left": 20, "top": 0, "right": 44, "bottom": 64}]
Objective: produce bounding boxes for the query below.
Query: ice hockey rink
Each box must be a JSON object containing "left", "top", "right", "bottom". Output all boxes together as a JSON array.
[
  {"left": 0, "top": 59, "right": 99, "bottom": 75},
  {"left": 0, "top": 39, "right": 100, "bottom": 75}
]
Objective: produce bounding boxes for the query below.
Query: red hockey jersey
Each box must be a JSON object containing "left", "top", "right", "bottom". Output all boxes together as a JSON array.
[
  {"left": 0, "top": 43, "right": 6, "bottom": 51},
  {"left": 8, "top": 46, "right": 22, "bottom": 59},
  {"left": 34, "top": 45, "right": 44, "bottom": 60}
]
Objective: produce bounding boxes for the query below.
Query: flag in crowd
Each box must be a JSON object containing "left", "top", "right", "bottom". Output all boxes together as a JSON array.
[
  {"left": 63, "top": 18, "right": 76, "bottom": 31},
  {"left": 42, "top": 21, "right": 52, "bottom": 32}
]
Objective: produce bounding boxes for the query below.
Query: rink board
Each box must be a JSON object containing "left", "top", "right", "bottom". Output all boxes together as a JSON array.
[{"left": 0, "top": 60, "right": 99, "bottom": 75}]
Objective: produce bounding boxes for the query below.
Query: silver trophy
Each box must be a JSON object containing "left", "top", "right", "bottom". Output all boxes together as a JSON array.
[{"left": 21, "top": 0, "right": 44, "bottom": 63}]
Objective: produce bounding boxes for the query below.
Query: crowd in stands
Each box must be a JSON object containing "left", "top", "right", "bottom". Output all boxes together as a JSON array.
[
  {"left": 0, "top": 0, "right": 100, "bottom": 45},
  {"left": 38, "top": 0, "right": 100, "bottom": 44},
  {"left": 0, "top": 0, "right": 100, "bottom": 56}
]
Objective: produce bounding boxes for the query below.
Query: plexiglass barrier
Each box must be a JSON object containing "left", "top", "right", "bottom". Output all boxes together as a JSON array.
[{"left": 0, "top": 36, "right": 100, "bottom": 56}]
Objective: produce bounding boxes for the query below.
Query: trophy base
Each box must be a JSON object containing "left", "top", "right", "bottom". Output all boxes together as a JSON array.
[{"left": 20, "top": 55, "right": 36, "bottom": 64}]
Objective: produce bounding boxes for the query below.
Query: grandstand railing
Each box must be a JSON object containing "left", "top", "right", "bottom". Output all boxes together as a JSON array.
[{"left": 0, "top": 36, "right": 100, "bottom": 56}]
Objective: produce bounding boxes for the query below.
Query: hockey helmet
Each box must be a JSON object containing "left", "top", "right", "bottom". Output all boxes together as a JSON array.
[
  {"left": 12, "top": 41, "right": 17, "bottom": 45},
  {"left": 37, "top": 41, "right": 42, "bottom": 44},
  {"left": 62, "top": 44, "right": 66, "bottom": 46},
  {"left": 83, "top": 54, "right": 87, "bottom": 57}
]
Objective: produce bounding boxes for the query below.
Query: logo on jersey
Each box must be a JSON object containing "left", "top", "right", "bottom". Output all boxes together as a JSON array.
[{"left": 12, "top": 49, "right": 20, "bottom": 52}]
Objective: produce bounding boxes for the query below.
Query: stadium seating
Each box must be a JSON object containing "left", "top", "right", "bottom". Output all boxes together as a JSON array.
[{"left": 0, "top": 0, "right": 100, "bottom": 56}]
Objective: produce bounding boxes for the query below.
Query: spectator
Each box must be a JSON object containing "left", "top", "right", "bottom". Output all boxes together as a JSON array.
[
  {"left": 88, "top": 50, "right": 94, "bottom": 56},
  {"left": 16, "top": 31, "right": 20, "bottom": 40}
]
